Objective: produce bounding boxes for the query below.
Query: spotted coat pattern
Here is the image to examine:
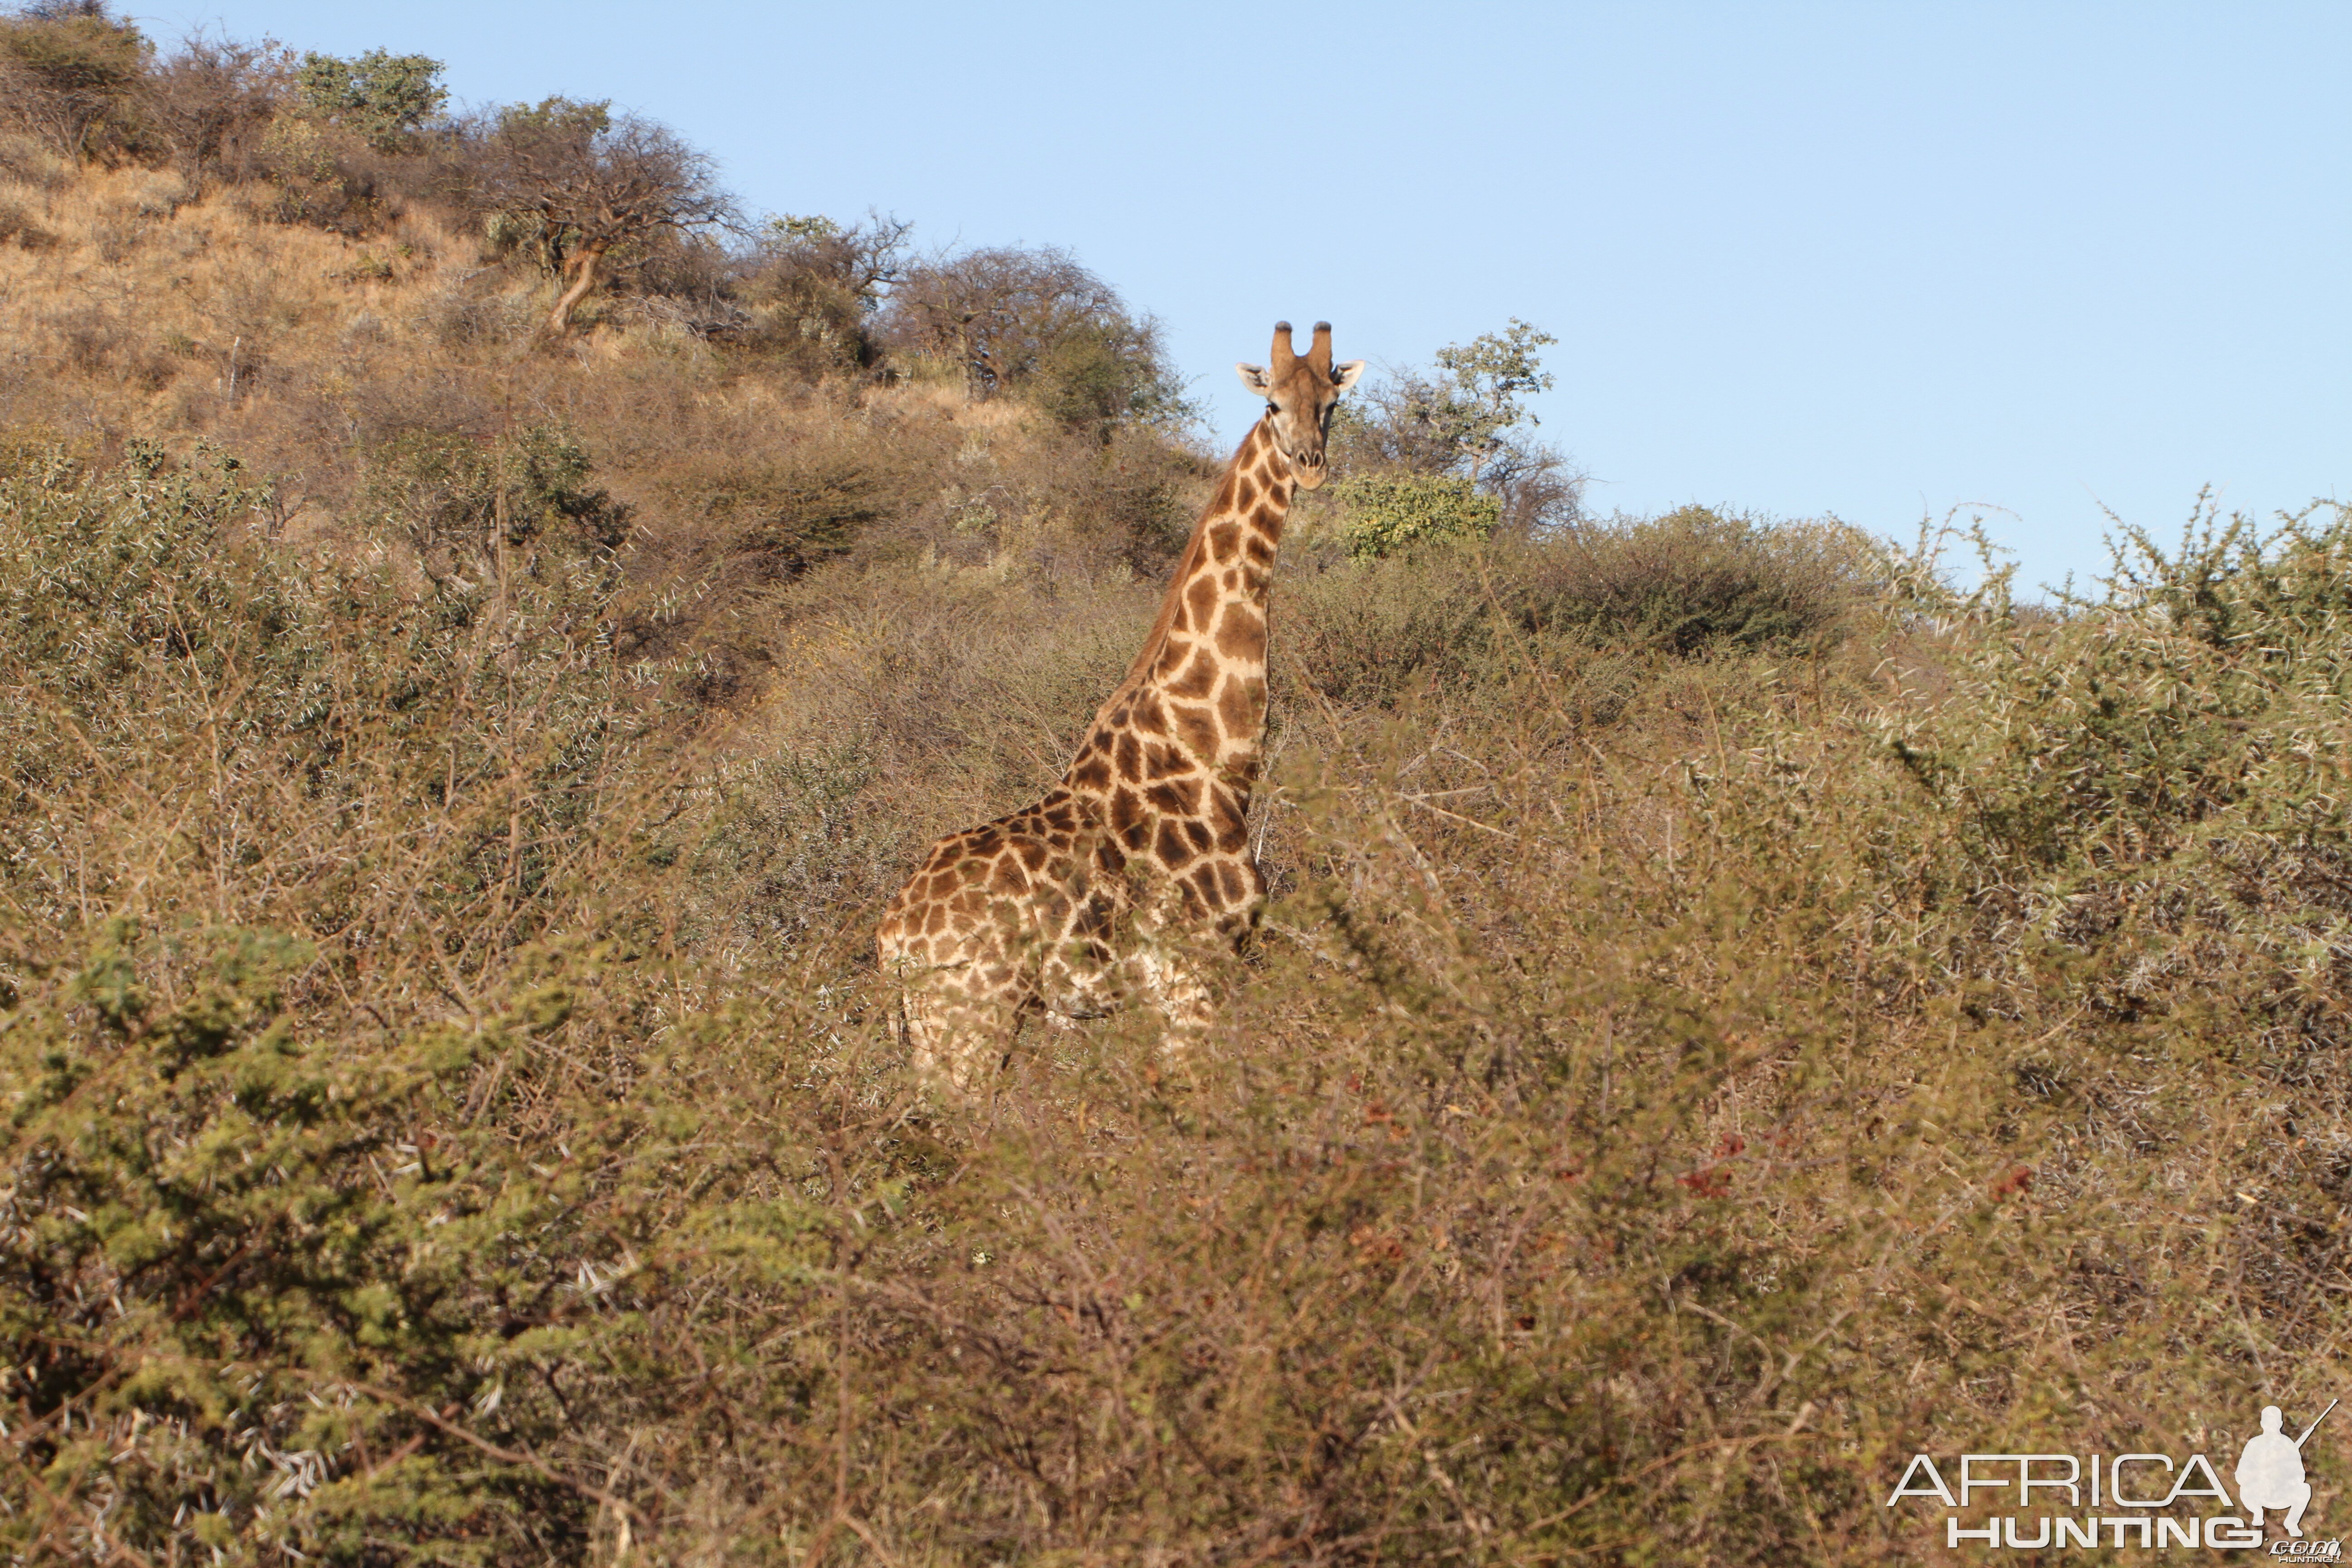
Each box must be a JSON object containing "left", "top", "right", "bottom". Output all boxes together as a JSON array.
[{"left": 878, "top": 325, "right": 1360, "bottom": 1086}]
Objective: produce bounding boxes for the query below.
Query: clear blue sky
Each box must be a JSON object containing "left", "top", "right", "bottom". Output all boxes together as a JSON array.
[{"left": 149, "top": 1, "right": 2348, "bottom": 592}]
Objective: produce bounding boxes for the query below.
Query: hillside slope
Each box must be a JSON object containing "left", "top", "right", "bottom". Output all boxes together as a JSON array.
[{"left": 4, "top": 102, "right": 2352, "bottom": 1568}]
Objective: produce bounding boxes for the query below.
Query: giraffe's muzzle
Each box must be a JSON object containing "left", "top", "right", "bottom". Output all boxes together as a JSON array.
[{"left": 1284, "top": 449, "right": 1330, "bottom": 489}]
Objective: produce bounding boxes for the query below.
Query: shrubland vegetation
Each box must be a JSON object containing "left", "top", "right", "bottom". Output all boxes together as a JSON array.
[{"left": 3, "top": 6, "right": 2350, "bottom": 1564}]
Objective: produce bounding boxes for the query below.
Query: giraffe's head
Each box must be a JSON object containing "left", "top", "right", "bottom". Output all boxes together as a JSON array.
[{"left": 1235, "top": 321, "right": 1365, "bottom": 490}]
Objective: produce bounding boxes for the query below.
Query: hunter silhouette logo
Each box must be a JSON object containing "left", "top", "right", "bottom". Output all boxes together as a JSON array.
[
  {"left": 2239, "top": 1400, "right": 2334, "bottom": 1539},
  {"left": 1885, "top": 1396, "right": 2343, "bottom": 1552}
]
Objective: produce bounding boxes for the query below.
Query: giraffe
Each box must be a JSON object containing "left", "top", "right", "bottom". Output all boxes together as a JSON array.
[{"left": 877, "top": 321, "right": 1365, "bottom": 1088}]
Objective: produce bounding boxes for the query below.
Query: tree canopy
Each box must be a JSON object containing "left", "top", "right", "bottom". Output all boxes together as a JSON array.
[
  {"left": 1333, "top": 320, "right": 1584, "bottom": 549},
  {"left": 878, "top": 246, "right": 1190, "bottom": 434},
  {"left": 291, "top": 48, "right": 445, "bottom": 151},
  {"left": 472, "top": 98, "right": 734, "bottom": 333},
  {"left": 0, "top": 0, "right": 147, "bottom": 162}
]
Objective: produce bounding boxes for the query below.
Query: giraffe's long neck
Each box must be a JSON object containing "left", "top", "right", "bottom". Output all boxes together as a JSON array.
[{"left": 1067, "top": 417, "right": 1294, "bottom": 797}]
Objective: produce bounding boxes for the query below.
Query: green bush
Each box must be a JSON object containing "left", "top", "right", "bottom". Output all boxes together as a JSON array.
[
  {"left": 1330, "top": 470, "right": 1500, "bottom": 558},
  {"left": 0, "top": 915, "right": 865, "bottom": 1563},
  {"left": 0, "top": 443, "right": 869, "bottom": 1563},
  {"left": 358, "top": 425, "right": 632, "bottom": 586},
  {"left": 1517, "top": 505, "right": 1863, "bottom": 652},
  {"left": 1890, "top": 502, "right": 2352, "bottom": 867},
  {"left": 1283, "top": 506, "right": 1867, "bottom": 707},
  {"left": 0, "top": 439, "right": 671, "bottom": 961},
  {"left": 687, "top": 742, "right": 902, "bottom": 952},
  {"left": 291, "top": 50, "right": 446, "bottom": 152},
  {"left": 0, "top": 443, "right": 314, "bottom": 780},
  {"left": 1886, "top": 501, "right": 2352, "bottom": 1034}
]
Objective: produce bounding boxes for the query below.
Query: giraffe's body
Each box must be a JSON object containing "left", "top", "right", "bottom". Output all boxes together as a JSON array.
[{"left": 878, "top": 323, "right": 1363, "bottom": 1086}]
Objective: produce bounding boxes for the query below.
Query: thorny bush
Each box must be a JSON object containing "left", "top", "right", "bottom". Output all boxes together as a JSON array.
[{"left": 6, "top": 432, "right": 2352, "bottom": 1565}]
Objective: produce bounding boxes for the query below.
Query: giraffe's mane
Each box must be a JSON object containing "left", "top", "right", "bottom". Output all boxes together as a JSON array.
[{"left": 1087, "top": 417, "right": 1269, "bottom": 726}]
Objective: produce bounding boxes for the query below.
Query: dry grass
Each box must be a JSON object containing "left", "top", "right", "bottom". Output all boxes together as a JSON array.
[{"left": 0, "top": 149, "right": 1207, "bottom": 704}]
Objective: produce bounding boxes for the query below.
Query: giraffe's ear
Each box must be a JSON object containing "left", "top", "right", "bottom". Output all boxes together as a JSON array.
[
  {"left": 1235, "top": 363, "right": 1273, "bottom": 394},
  {"left": 1332, "top": 360, "right": 1367, "bottom": 391}
]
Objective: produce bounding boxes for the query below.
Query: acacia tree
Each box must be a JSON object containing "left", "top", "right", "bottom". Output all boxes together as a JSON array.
[
  {"left": 1348, "top": 318, "right": 1556, "bottom": 482},
  {"left": 740, "top": 211, "right": 912, "bottom": 372},
  {"left": 1335, "top": 318, "right": 1585, "bottom": 538},
  {"left": 289, "top": 47, "right": 444, "bottom": 152},
  {"left": 475, "top": 98, "right": 733, "bottom": 334},
  {"left": 138, "top": 32, "right": 284, "bottom": 183},
  {"left": 877, "top": 245, "right": 1186, "bottom": 432}
]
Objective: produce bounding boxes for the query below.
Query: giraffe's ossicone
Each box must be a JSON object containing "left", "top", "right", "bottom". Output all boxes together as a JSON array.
[{"left": 877, "top": 321, "right": 1366, "bottom": 1088}]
